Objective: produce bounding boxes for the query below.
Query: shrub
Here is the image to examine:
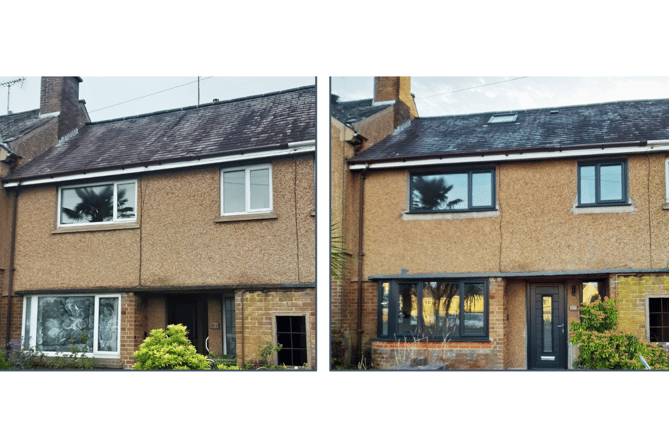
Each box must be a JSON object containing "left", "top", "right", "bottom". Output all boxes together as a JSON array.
[
  {"left": 133, "top": 324, "right": 209, "bottom": 370},
  {"left": 570, "top": 297, "right": 669, "bottom": 370},
  {"left": 0, "top": 340, "right": 35, "bottom": 370},
  {"left": 216, "top": 364, "right": 240, "bottom": 370}
]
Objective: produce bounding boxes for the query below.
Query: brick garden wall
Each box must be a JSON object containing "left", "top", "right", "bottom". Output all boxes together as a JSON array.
[
  {"left": 235, "top": 288, "right": 316, "bottom": 369},
  {"left": 613, "top": 274, "right": 669, "bottom": 342}
]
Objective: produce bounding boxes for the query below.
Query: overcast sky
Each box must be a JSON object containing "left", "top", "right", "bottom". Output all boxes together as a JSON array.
[
  {"left": 0, "top": 77, "right": 315, "bottom": 122},
  {"left": 331, "top": 76, "right": 669, "bottom": 117}
]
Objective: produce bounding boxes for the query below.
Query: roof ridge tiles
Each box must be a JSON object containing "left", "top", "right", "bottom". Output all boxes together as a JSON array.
[{"left": 88, "top": 84, "right": 315, "bottom": 125}]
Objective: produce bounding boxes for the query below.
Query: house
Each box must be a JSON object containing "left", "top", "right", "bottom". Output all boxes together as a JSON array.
[
  {"left": 2, "top": 83, "right": 316, "bottom": 369},
  {"left": 1, "top": 77, "right": 90, "bottom": 349},
  {"left": 332, "top": 76, "right": 669, "bottom": 370}
]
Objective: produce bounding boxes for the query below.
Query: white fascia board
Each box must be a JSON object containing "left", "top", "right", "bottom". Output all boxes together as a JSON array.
[
  {"left": 349, "top": 143, "right": 669, "bottom": 171},
  {"left": 3, "top": 142, "right": 315, "bottom": 188}
]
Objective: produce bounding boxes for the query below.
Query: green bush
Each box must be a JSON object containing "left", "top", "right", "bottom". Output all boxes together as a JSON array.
[
  {"left": 216, "top": 364, "right": 240, "bottom": 370},
  {"left": 570, "top": 297, "right": 669, "bottom": 370},
  {"left": 133, "top": 324, "right": 209, "bottom": 370}
]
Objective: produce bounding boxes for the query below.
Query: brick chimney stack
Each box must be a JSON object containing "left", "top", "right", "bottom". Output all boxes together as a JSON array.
[
  {"left": 373, "top": 76, "right": 418, "bottom": 129},
  {"left": 40, "top": 77, "right": 84, "bottom": 139}
]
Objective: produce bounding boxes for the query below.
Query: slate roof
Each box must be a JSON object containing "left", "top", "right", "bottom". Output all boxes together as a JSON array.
[
  {"left": 349, "top": 98, "right": 669, "bottom": 164},
  {"left": 0, "top": 109, "right": 56, "bottom": 144},
  {"left": 5, "top": 85, "right": 315, "bottom": 181},
  {"left": 331, "top": 97, "right": 392, "bottom": 124}
]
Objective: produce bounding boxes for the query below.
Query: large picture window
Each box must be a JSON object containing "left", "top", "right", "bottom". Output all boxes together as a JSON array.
[
  {"left": 221, "top": 164, "right": 272, "bottom": 215},
  {"left": 409, "top": 168, "right": 495, "bottom": 213},
  {"left": 22, "top": 294, "right": 121, "bottom": 356},
  {"left": 377, "top": 280, "right": 488, "bottom": 340},
  {"left": 578, "top": 160, "right": 627, "bottom": 206},
  {"left": 58, "top": 180, "right": 137, "bottom": 227}
]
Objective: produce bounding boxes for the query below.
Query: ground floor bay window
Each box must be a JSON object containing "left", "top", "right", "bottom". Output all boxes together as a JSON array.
[
  {"left": 22, "top": 294, "right": 121, "bottom": 357},
  {"left": 377, "top": 280, "right": 488, "bottom": 341}
]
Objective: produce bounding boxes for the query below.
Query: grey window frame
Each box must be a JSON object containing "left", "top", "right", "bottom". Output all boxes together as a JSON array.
[
  {"left": 577, "top": 159, "right": 628, "bottom": 207},
  {"left": 408, "top": 167, "right": 496, "bottom": 214},
  {"left": 376, "top": 279, "right": 489, "bottom": 341}
]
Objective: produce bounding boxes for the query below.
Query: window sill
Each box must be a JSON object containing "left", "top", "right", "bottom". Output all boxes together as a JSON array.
[
  {"left": 572, "top": 202, "right": 634, "bottom": 214},
  {"left": 403, "top": 210, "right": 499, "bottom": 221},
  {"left": 215, "top": 212, "right": 278, "bottom": 223},
  {"left": 52, "top": 222, "right": 140, "bottom": 234}
]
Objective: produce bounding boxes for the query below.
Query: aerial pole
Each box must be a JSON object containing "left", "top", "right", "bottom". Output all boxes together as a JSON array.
[{"left": 0, "top": 78, "right": 26, "bottom": 114}]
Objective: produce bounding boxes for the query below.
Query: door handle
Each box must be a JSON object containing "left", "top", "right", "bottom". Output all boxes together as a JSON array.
[{"left": 205, "top": 336, "right": 210, "bottom": 354}]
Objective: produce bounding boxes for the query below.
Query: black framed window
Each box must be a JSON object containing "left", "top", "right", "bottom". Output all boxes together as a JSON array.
[
  {"left": 276, "top": 316, "right": 308, "bottom": 367},
  {"left": 377, "top": 280, "right": 488, "bottom": 340},
  {"left": 409, "top": 168, "right": 496, "bottom": 213},
  {"left": 578, "top": 160, "right": 627, "bottom": 206},
  {"left": 648, "top": 298, "right": 669, "bottom": 343}
]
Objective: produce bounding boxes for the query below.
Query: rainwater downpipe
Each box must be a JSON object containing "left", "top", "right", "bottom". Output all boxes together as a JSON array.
[
  {"left": 4, "top": 183, "right": 20, "bottom": 347},
  {"left": 356, "top": 165, "right": 368, "bottom": 364}
]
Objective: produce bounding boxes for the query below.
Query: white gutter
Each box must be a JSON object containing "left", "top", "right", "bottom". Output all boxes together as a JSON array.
[
  {"left": 349, "top": 141, "right": 669, "bottom": 171},
  {"left": 3, "top": 141, "right": 315, "bottom": 188}
]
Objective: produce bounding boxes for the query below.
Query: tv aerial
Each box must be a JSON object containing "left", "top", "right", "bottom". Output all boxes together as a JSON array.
[{"left": 1, "top": 77, "right": 26, "bottom": 114}]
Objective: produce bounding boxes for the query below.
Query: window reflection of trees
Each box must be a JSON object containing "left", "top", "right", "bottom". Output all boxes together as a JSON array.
[
  {"left": 411, "top": 175, "right": 463, "bottom": 211},
  {"left": 61, "top": 184, "right": 135, "bottom": 223}
]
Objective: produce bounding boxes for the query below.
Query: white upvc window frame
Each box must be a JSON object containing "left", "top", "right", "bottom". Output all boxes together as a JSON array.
[
  {"left": 220, "top": 163, "right": 273, "bottom": 216},
  {"left": 22, "top": 294, "right": 122, "bottom": 358},
  {"left": 57, "top": 179, "right": 138, "bottom": 228}
]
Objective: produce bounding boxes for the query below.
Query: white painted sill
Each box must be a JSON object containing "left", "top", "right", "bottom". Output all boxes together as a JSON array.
[
  {"left": 52, "top": 223, "right": 140, "bottom": 234},
  {"left": 215, "top": 212, "right": 278, "bottom": 223},
  {"left": 403, "top": 210, "right": 500, "bottom": 221}
]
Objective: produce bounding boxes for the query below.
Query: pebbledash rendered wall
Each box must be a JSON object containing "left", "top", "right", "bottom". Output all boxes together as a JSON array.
[
  {"left": 352, "top": 152, "right": 669, "bottom": 369},
  {"left": 9, "top": 154, "right": 315, "bottom": 368}
]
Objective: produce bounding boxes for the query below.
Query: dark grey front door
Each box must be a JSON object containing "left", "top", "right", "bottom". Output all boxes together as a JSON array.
[{"left": 528, "top": 285, "right": 567, "bottom": 370}]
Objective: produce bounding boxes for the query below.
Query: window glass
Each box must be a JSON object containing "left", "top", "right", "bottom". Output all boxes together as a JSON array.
[
  {"left": 223, "top": 296, "right": 236, "bottom": 356},
  {"left": 410, "top": 169, "right": 494, "bottom": 212},
  {"left": 472, "top": 172, "right": 493, "bottom": 207},
  {"left": 381, "top": 283, "right": 389, "bottom": 336},
  {"left": 579, "top": 166, "right": 596, "bottom": 204},
  {"left": 37, "top": 296, "right": 95, "bottom": 353},
  {"left": 600, "top": 164, "right": 623, "bottom": 201},
  {"left": 60, "top": 185, "right": 114, "bottom": 224},
  {"left": 649, "top": 298, "right": 669, "bottom": 343},
  {"left": 223, "top": 170, "right": 246, "bottom": 214},
  {"left": 422, "top": 282, "right": 459, "bottom": 337},
  {"left": 380, "top": 280, "right": 486, "bottom": 340},
  {"left": 276, "top": 316, "right": 308, "bottom": 367},
  {"left": 542, "top": 296, "right": 553, "bottom": 352},
  {"left": 463, "top": 283, "right": 485, "bottom": 336},
  {"left": 98, "top": 297, "right": 119, "bottom": 352},
  {"left": 249, "top": 168, "right": 270, "bottom": 210},
  {"left": 116, "top": 182, "right": 136, "bottom": 220},
  {"left": 398, "top": 283, "right": 418, "bottom": 335},
  {"left": 23, "top": 296, "right": 32, "bottom": 349}
]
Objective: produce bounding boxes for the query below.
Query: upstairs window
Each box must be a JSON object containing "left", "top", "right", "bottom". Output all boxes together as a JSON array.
[
  {"left": 409, "top": 168, "right": 495, "bottom": 213},
  {"left": 58, "top": 180, "right": 137, "bottom": 227},
  {"left": 221, "top": 164, "right": 272, "bottom": 215},
  {"left": 578, "top": 160, "right": 627, "bottom": 206}
]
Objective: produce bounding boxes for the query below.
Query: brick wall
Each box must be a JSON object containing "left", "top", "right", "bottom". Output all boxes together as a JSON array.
[
  {"left": 120, "top": 292, "right": 147, "bottom": 369},
  {"left": 235, "top": 288, "right": 315, "bottom": 369},
  {"left": 40, "top": 77, "right": 83, "bottom": 139},
  {"left": 613, "top": 274, "right": 669, "bottom": 341},
  {"left": 340, "top": 280, "right": 378, "bottom": 366},
  {"left": 0, "top": 295, "right": 24, "bottom": 345}
]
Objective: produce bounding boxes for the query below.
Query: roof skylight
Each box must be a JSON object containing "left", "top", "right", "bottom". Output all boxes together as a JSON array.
[{"left": 488, "top": 114, "right": 517, "bottom": 124}]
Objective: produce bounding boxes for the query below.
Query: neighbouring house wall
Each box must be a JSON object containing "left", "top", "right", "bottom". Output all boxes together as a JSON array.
[
  {"left": 12, "top": 155, "right": 315, "bottom": 292},
  {"left": 235, "top": 288, "right": 316, "bottom": 369}
]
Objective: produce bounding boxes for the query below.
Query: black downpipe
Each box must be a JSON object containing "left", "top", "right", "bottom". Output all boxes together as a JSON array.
[{"left": 5, "top": 184, "right": 19, "bottom": 347}]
